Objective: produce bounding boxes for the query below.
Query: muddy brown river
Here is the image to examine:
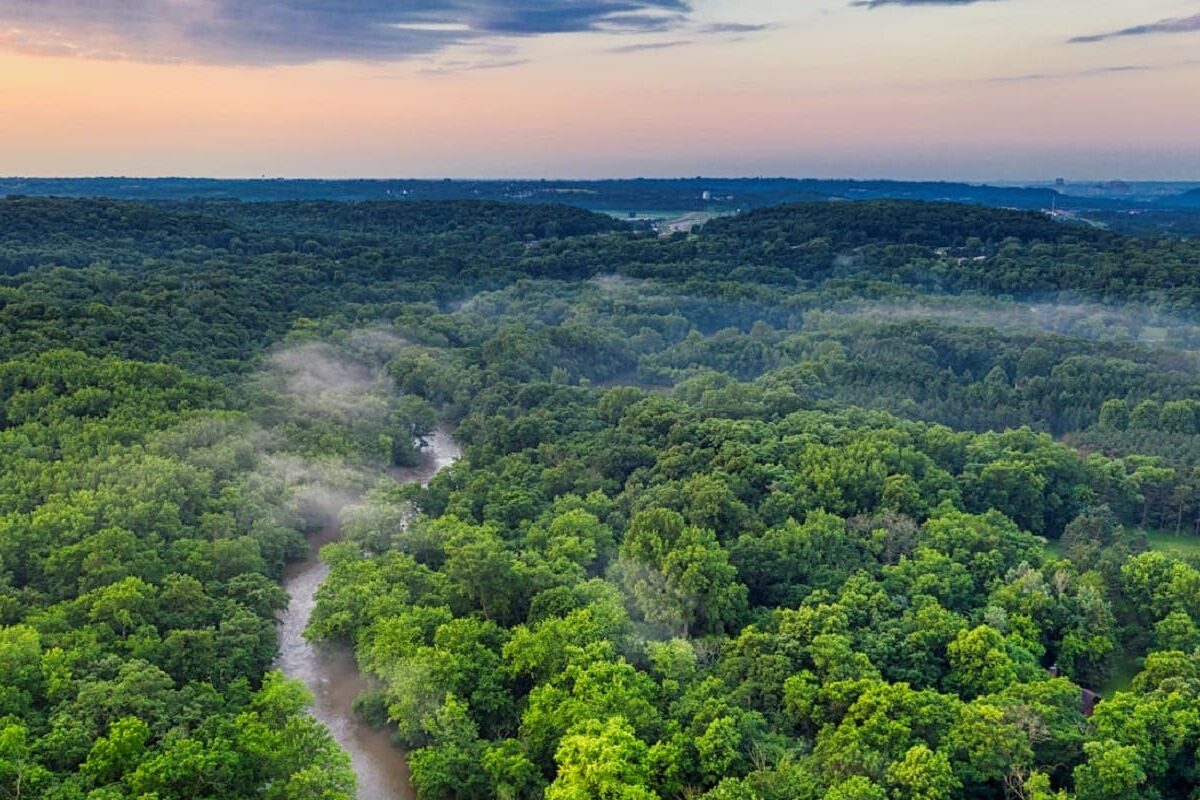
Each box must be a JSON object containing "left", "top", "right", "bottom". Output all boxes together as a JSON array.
[{"left": 276, "top": 427, "right": 461, "bottom": 800}]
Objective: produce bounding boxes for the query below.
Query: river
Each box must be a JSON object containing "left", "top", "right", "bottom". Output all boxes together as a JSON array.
[{"left": 276, "top": 426, "right": 462, "bottom": 800}]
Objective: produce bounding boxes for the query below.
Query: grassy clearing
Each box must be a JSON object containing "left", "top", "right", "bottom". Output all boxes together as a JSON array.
[
  {"left": 599, "top": 210, "right": 731, "bottom": 232},
  {"left": 1041, "top": 529, "right": 1200, "bottom": 561},
  {"left": 1100, "top": 652, "right": 1142, "bottom": 696},
  {"left": 1041, "top": 537, "right": 1064, "bottom": 559},
  {"left": 1142, "top": 528, "right": 1200, "bottom": 558},
  {"left": 1044, "top": 528, "right": 1200, "bottom": 697},
  {"left": 598, "top": 209, "right": 686, "bottom": 220}
]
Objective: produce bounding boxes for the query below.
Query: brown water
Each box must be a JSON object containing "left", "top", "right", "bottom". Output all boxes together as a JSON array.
[{"left": 276, "top": 426, "right": 462, "bottom": 800}]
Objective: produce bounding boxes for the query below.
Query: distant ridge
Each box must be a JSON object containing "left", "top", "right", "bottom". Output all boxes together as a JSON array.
[
  {"left": 6, "top": 178, "right": 1200, "bottom": 238},
  {"left": 1160, "top": 187, "right": 1200, "bottom": 209},
  {"left": 0, "top": 176, "right": 1114, "bottom": 211}
]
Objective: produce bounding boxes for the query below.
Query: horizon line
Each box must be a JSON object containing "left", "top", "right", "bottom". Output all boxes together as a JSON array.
[{"left": 4, "top": 175, "right": 1200, "bottom": 185}]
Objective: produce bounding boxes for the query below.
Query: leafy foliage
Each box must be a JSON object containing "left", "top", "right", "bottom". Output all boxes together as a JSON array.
[{"left": 3, "top": 196, "right": 1200, "bottom": 799}]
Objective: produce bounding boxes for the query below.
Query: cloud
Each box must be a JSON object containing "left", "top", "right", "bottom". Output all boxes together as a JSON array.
[
  {"left": 419, "top": 57, "right": 530, "bottom": 75},
  {"left": 606, "top": 39, "right": 692, "bottom": 53},
  {"left": 0, "top": 0, "right": 693, "bottom": 65},
  {"left": 593, "top": 12, "right": 682, "bottom": 32},
  {"left": 986, "top": 64, "right": 1153, "bottom": 83},
  {"left": 600, "top": 16, "right": 771, "bottom": 53},
  {"left": 700, "top": 22, "right": 772, "bottom": 34},
  {"left": 852, "top": 0, "right": 1002, "bottom": 7},
  {"left": 1070, "top": 12, "right": 1200, "bottom": 44}
]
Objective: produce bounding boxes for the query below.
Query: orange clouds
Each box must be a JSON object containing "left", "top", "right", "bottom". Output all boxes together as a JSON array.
[{"left": 0, "top": 1, "right": 1197, "bottom": 179}]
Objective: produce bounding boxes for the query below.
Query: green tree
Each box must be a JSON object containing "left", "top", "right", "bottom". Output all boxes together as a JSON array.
[
  {"left": 1097, "top": 399, "right": 1129, "bottom": 432},
  {"left": 618, "top": 509, "right": 747, "bottom": 637},
  {"left": 945, "top": 626, "right": 1018, "bottom": 699},
  {"left": 545, "top": 718, "right": 659, "bottom": 800},
  {"left": 1074, "top": 740, "right": 1147, "bottom": 800},
  {"left": 885, "top": 745, "right": 959, "bottom": 800}
]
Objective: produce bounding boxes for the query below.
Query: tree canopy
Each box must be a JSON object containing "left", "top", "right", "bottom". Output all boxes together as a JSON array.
[{"left": 4, "top": 196, "right": 1200, "bottom": 799}]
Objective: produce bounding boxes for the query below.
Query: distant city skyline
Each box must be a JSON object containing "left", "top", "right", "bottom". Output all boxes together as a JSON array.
[{"left": 1, "top": 0, "right": 1198, "bottom": 180}]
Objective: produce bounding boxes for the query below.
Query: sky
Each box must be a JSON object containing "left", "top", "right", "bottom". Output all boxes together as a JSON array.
[{"left": 0, "top": 0, "right": 1197, "bottom": 181}]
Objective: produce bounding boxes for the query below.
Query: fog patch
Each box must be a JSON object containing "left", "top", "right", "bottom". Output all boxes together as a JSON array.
[
  {"left": 230, "top": 328, "right": 437, "bottom": 534},
  {"left": 813, "top": 297, "right": 1200, "bottom": 352},
  {"left": 258, "top": 452, "right": 374, "bottom": 530},
  {"left": 342, "top": 326, "right": 412, "bottom": 363},
  {"left": 263, "top": 342, "right": 391, "bottom": 424},
  {"left": 589, "top": 273, "right": 649, "bottom": 295}
]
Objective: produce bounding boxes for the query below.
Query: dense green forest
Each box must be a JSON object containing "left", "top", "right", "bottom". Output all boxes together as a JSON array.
[{"left": 5, "top": 196, "right": 1200, "bottom": 799}]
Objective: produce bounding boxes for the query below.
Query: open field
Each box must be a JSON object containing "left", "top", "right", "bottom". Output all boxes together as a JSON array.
[
  {"left": 1101, "top": 652, "right": 1142, "bottom": 696},
  {"left": 599, "top": 209, "right": 730, "bottom": 232},
  {"left": 1144, "top": 528, "right": 1200, "bottom": 558},
  {"left": 1042, "top": 528, "right": 1200, "bottom": 561}
]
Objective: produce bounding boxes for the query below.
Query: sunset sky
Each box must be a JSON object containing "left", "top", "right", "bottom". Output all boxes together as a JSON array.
[{"left": 0, "top": 0, "right": 1197, "bottom": 180}]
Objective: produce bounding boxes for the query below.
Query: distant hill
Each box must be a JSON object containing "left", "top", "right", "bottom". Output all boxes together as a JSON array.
[
  {"left": 704, "top": 200, "right": 1110, "bottom": 250},
  {"left": 7, "top": 177, "right": 1200, "bottom": 237},
  {"left": 0, "top": 176, "right": 1104, "bottom": 212},
  {"left": 1159, "top": 187, "right": 1200, "bottom": 209}
]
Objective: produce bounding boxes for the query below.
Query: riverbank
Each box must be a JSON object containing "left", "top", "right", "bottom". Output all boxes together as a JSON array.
[{"left": 276, "top": 426, "right": 461, "bottom": 800}]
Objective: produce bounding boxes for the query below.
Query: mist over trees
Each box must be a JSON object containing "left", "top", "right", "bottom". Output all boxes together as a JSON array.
[{"left": 4, "top": 197, "right": 1200, "bottom": 798}]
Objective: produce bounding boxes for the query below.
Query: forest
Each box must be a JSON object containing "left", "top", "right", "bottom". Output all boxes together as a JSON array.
[{"left": 4, "top": 196, "right": 1200, "bottom": 799}]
